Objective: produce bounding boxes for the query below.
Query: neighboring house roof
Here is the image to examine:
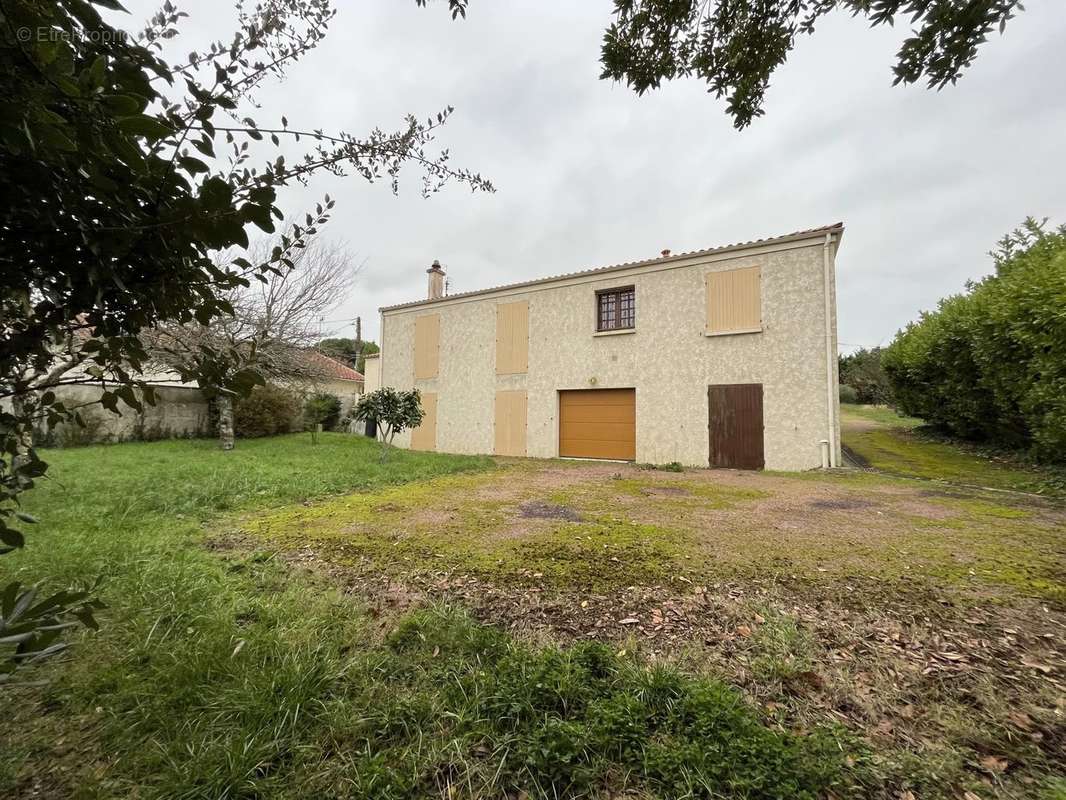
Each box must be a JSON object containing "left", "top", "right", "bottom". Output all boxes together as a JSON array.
[
  {"left": 308, "top": 350, "right": 364, "bottom": 382},
  {"left": 380, "top": 223, "right": 844, "bottom": 313}
]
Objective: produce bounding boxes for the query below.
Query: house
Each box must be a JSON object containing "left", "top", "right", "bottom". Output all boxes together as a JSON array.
[
  {"left": 303, "top": 351, "right": 365, "bottom": 417},
  {"left": 376, "top": 224, "right": 843, "bottom": 470},
  {"left": 362, "top": 352, "right": 381, "bottom": 394}
]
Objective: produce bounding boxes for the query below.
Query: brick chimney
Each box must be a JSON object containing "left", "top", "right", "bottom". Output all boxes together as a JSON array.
[{"left": 427, "top": 259, "right": 445, "bottom": 300}]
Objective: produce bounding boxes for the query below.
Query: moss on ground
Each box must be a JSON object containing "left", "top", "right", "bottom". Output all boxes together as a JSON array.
[
  {"left": 240, "top": 468, "right": 778, "bottom": 590},
  {"left": 239, "top": 459, "right": 1066, "bottom": 603},
  {"left": 841, "top": 405, "right": 1062, "bottom": 496}
]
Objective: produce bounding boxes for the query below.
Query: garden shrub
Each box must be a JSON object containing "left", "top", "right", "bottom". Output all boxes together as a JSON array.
[
  {"left": 233, "top": 384, "right": 301, "bottom": 438},
  {"left": 883, "top": 218, "right": 1066, "bottom": 460},
  {"left": 838, "top": 384, "right": 859, "bottom": 404},
  {"left": 838, "top": 347, "right": 892, "bottom": 404},
  {"left": 303, "top": 392, "right": 342, "bottom": 431}
]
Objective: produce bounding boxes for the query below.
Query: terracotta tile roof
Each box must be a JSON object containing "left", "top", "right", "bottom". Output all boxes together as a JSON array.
[
  {"left": 380, "top": 222, "right": 843, "bottom": 312},
  {"left": 308, "top": 350, "right": 364, "bottom": 382}
]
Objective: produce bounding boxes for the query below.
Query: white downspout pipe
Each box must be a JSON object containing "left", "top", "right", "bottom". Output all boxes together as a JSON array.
[
  {"left": 378, "top": 310, "right": 386, "bottom": 388},
  {"left": 822, "top": 233, "right": 837, "bottom": 468}
]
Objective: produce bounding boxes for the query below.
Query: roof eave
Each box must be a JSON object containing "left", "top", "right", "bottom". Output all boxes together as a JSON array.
[{"left": 379, "top": 222, "right": 844, "bottom": 314}]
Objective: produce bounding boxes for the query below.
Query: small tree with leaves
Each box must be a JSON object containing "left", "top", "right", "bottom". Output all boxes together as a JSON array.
[
  {"left": 353, "top": 388, "right": 424, "bottom": 447},
  {"left": 0, "top": 0, "right": 490, "bottom": 682}
]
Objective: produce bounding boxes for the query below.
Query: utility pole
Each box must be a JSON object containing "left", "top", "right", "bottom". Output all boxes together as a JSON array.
[{"left": 353, "top": 315, "right": 363, "bottom": 369}]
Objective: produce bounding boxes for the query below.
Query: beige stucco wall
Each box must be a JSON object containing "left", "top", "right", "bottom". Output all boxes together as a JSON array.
[
  {"left": 363, "top": 354, "right": 381, "bottom": 393},
  {"left": 310, "top": 378, "right": 362, "bottom": 418},
  {"left": 380, "top": 235, "right": 841, "bottom": 471}
]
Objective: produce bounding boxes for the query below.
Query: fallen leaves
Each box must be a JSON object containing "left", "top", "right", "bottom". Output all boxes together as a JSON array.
[
  {"left": 979, "top": 754, "right": 1009, "bottom": 774},
  {"left": 267, "top": 525, "right": 1066, "bottom": 798},
  {"left": 1020, "top": 657, "right": 1053, "bottom": 674}
]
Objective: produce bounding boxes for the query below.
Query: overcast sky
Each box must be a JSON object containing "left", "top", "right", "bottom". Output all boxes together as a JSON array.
[{"left": 122, "top": 1, "right": 1066, "bottom": 349}]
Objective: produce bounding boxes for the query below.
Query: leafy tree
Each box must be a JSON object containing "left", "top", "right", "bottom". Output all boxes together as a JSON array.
[
  {"left": 597, "top": 0, "right": 1023, "bottom": 128},
  {"left": 0, "top": 0, "right": 490, "bottom": 680},
  {"left": 317, "top": 338, "right": 357, "bottom": 363},
  {"left": 355, "top": 341, "right": 380, "bottom": 373},
  {"left": 304, "top": 392, "right": 342, "bottom": 431},
  {"left": 838, "top": 347, "right": 892, "bottom": 405},
  {"left": 318, "top": 338, "right": 379, "bottom": 372},
  {"left": 433, "top": 1, "right": 1022, "bottom": 128},
  {"left": 353, "top": 388, "right": 424, "bottom": 446},
  {"left": 883, "top": 218, "right": 1066, "bottom": 460}
]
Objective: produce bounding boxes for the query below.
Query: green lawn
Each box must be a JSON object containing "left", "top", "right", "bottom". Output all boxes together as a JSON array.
[
  {"left": 1, "top": 435, "right": 865, "bottom": 799},
  {"left": 841, "top": 404, "right": 1065, "bottom": 496}
]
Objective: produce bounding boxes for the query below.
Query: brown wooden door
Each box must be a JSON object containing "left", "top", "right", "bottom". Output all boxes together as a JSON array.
[
  {"left": 708, "top": 384, "right": 764, "bottom": 469},
  {"left": 559, "top": 388, "right": 636, "bottom": 460}
]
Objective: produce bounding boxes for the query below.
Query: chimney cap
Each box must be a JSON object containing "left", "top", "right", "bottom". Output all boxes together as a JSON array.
[
  {"left": 660, "top": 248, "right": 671, "bottom": 258},
  {"left": 427, "top": 259, "right": 444, "bottom": 274}
]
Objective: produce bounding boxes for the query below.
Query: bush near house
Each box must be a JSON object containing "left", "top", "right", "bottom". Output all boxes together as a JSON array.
[
  {"left": 838, "top": 347, "right": 892, "bottom": 405},
  {"left": 882, "top": 218, "right": 1066, "bottom": 461},
  {"left": 354, "top": 387, "right": 424, "bottom": 444},
  {"left": 233, "top": 385, "right": 301, "bottom": 438},
  {"left": 303, "top": 392, "right": 342, "bottom": 431},
  {"left": 838, "top": 384, "right": 859, "bottom": 404}
]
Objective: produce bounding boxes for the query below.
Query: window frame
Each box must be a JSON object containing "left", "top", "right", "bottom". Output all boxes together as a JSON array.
[{"left": 595, "top": 285, "right": 636, "bottom": 332}]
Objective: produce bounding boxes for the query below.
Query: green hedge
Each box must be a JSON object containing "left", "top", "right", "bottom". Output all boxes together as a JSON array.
[
  {"left": 882, "top": 219, "right": 1066, "bottom": 460},
  {"left": 234, "top": 384, "right": 301, "bottom": 438}
]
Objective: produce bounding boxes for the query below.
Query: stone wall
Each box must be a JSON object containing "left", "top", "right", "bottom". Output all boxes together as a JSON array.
[{"left": 35, "top": 384, "right": 211, "bottom": 447}]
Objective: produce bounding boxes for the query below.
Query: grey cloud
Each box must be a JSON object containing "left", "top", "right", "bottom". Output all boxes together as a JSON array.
[{"left": 117, "top": 1, "right": 1066, "bottom": 347}]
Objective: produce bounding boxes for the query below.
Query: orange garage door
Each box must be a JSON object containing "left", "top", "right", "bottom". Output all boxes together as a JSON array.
[{"left": 559, "top": 389, "right": 636, "bottom": 460}]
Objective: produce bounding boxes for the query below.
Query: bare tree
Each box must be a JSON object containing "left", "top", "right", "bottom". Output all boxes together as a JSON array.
[{"left": 146, "top": 222, "right": 361, "bottom": 449}]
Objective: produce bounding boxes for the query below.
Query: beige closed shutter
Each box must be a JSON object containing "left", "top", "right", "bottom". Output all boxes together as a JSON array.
[
  {"left": 494, "top": 390, "right": 527, "bottom": 456},
  {"left": 414, "top": 315, "right": 440, "bottom": 379},
  {"left": 495, "top": 301, "right": 529, "bottom": 375},
  {"left": 706, "top": 266, "right": 762, "bottom": 334},
  {"left": 411, "top": 392, "right": 437, "bottom": 451}
]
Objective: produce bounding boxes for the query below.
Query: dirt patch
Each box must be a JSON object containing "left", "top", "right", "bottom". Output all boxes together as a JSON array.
[
  {"left": 919, "top": 488, "right": 974, "bottom": 500},
  {"left": 894, "top": 499, "right": 960, "bottom": 520},
  {"left": 641, "top": 486, "right": 692, "bottom": 497},
  {"left": 407, "top": 508, "right": 459, "bottom": 526},
  {"left": 808, "top": 498, "right": 876, "bottom": 510},
  {"left": 518, "top": 501, "right": 582, "bottom": 521}
]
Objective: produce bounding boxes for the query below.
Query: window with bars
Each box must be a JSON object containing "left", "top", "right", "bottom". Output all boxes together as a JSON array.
[{"left": 596, "top": 286, "right": 635, "bottom": 332}]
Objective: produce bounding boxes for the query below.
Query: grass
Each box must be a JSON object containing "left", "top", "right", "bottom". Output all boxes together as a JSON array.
[
  {"left": 235, "top": 453, "right": 1066, "bottom": 604},
  {"left": 238, "top": 468, "right": 769, "bottom": 591},
  {"left": 841, "top": 404, "right": 1065, "bottom": 496},
  {"left": 1, "top": 434, "right": 865, "bottom": 799}
]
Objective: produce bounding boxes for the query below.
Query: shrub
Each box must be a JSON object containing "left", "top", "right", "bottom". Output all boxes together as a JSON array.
[
  {"left": 303, "top": 392, "right": 342, "bottom": 431},
  {"left": 838, "top": 384, "right": 859, "bottom": 404},
  {"left": 233, "top": 385, "right": 300, "bottom": 438},
  {"left": 883, "top": 218, "right": 1066, "bottom": 460},
  {"left": 838, "top": 347, "right": 892, "bottom": 404},
  {"left": 353, "top": 388, "right": 424, "bottom": 444}
]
